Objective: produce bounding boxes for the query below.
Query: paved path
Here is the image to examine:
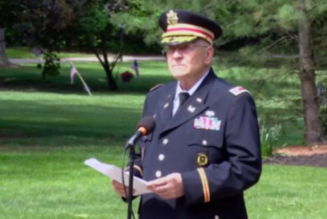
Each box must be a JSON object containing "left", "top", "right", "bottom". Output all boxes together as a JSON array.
[
  {"left": 8, "top": 55, "right": 165, "bottom": 64},
  {"left": 8, "top": 53, "right": 303, "bottom": 64}
]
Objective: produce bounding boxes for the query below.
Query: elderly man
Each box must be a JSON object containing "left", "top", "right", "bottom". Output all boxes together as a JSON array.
[{"left": 112, "top": 9, "right": 262, "bottom": 219}]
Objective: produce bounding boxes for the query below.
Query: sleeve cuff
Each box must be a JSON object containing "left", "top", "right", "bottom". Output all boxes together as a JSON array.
[
  {"left": 121, "top": 165, "right": 143, "bottom": 203},
  {"left": 197, "top": 168, "right": 210, "bottom": 203},
  {"left": 124, "top": 165, "right": 143, "bottom": 178},
  {"left": 181, "top": 168, "right": 210, "bottom": 206}
]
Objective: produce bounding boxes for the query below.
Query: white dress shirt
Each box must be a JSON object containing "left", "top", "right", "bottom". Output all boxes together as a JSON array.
[{"left": 172, "top": 69, "right": 210, "bottom": 116}]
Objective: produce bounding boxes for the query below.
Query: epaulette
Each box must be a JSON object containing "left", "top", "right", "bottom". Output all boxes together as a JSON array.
[
  {"left": 229, "top": 86, "right": 249, "bottom": 96},
  {"left": 150, "top": 84, "right": 162, "bottom": 92}
]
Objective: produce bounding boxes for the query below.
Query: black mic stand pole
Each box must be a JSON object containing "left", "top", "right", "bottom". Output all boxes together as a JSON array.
[{"left": 125, "top": 137, "right": 137, "bottom": 219}]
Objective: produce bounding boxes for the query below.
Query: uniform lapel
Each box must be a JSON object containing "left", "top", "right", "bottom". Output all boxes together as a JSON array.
[
  {"left": 158, "top": 82, "right": 176, "bottom": 125},
  {"left": 160, "top": 69, "right": 216, "bottom": 134}
]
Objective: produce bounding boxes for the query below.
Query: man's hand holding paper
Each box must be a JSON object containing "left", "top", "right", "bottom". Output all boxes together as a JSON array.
[
  {"left": 111, "top": 179, "right": 136, "bottom": 198},
  {"left": 84, "top": 158, "right": 152, "bottom": 196}
]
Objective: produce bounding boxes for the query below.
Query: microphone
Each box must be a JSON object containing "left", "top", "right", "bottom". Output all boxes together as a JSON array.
[{"left": 126, "top": 116, "right": 156, "bottom": 149}]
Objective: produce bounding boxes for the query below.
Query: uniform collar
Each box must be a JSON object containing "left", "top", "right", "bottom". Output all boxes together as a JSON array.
[
  {"left": 160, "top": 68, "right": 217, "bottom": 133},
  {"left": 174, "top": 68, "right": 210, "bottom": 100}
]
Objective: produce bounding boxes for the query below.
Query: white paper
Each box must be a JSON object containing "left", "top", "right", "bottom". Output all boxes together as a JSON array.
[{"left": 84, "top": 158, "right": 152, "bottom": 196}]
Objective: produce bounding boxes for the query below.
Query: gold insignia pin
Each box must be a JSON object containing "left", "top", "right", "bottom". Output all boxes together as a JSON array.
[
  {"left": 164, "top": 103, "right": 169, "bottom": 108},
  {"left": 166, "top": 10, "right": 178, "bottom": 25},
  {"left": 197, "top": 153, "right": 209, "bottom": 167}
]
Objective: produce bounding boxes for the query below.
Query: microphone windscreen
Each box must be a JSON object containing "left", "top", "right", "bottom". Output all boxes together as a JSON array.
[{"left": 137, "top": 116, "right": 156, "bottom": 135}]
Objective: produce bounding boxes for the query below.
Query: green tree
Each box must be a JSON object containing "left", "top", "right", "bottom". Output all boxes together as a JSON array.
[
  {"left": 67, "top": 0, "right": 145, "bottom": 90},
  {"left": 70, "top": 0, "right": 127, "bottom": 90},
  {"left": 217, "top": 0, "right": 327, "bottom": 144},
  {"left": 0, "top": 0, "right": 97, "bottom": 68},
  {"left": 1, "top": 0, "right": 135, "bottom": 89}
]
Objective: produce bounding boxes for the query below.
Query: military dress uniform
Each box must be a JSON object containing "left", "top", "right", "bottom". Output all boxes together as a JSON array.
[{"left": 124, "top": 9, "right": 262, "bottom": 219}]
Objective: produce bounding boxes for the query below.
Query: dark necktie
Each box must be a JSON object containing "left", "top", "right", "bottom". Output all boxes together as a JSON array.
[{"left": 179, "top": 92, "right": 190, "bottom": 107}]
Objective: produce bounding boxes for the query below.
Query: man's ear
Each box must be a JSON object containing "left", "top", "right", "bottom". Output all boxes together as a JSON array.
[{"left": 205, "top": 46, "right": 214, "bottom": 65}]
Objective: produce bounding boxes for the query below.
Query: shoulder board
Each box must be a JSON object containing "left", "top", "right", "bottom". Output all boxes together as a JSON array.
[
  {"left": 229, "top": 86, "right": 249, "bottom": 96},
  {"left": 150, "top": 84, "right": 162, "bottom": 92}
]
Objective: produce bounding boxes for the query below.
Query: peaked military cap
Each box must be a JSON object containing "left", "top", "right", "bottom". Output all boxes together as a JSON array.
[{"left": 158, "top": 9, "right": 223, "bottom": 45}]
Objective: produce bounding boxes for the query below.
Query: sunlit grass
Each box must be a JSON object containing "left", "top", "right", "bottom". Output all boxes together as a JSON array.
[{"left": 1, "top": 147, "right": 326, "bottom": 219}]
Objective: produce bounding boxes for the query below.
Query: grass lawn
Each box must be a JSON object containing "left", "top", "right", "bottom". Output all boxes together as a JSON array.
[
  {"left": 1, "top": 146, "right": 327, "bottom": 219},
  {"left": 1, "top": 60, "right": 326, "bottom": 218}
]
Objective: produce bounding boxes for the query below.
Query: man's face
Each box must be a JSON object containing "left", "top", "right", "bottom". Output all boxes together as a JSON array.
[{"left": 165, "top": 39, "right": 213, "bottom": 80}]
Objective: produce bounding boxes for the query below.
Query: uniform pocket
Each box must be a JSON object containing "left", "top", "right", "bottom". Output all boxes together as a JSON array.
[
  {"left": 187, "top": 130, "right": 225, "bottom": 166},
  {"left": 187, "top": 129, "right": 223, "bottom": 148}
]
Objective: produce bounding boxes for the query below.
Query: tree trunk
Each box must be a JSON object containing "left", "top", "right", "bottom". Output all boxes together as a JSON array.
[
  {"left": 101, "top": 40, "right": 118, "bottom": 91},
  {"left": 104, "top": 63, "right": 118, "bottom": 91},
  {"left": 0, "top": 28, "right": 9, "bottom": 66},
  {"left": 93, "top": 46, "right": 118, "bottom": 91},
  {"left": 298, "top": 0, "right": 325, "bottom": 144}
]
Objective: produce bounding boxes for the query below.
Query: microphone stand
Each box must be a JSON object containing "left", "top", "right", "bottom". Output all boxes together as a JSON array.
[{"left": 125, "top": 137, "right": 137, "bottom": 219}]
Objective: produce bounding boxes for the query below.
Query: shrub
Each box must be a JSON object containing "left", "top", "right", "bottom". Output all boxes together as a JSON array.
[
  {"left": 260, "top": 123, "right": 282, "bottom": 158},
  {"left": 41, "top": 51, "right": 61, "bottom": 79}
]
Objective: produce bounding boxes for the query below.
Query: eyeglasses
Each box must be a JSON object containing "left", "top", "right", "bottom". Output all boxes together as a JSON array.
[{"left": 162, "top": 43, "right": 209, "bottom": 55}]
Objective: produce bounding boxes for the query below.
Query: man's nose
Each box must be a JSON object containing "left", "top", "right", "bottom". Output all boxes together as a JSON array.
[{"left": 172, "top": 49, "right": 183, "bottom": 59}]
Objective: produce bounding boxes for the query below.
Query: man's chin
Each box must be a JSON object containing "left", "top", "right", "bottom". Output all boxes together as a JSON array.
[
  {"left": 171, "top": 72, "right": 187, "bottom": 80},
  {"left": 170, "top": 68, "right": 188, "bottom": 76}
]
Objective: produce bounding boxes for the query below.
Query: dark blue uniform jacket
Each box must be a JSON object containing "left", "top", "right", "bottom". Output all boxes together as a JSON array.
[{"left": 126, "top": 69, "right": 262, "bottom": 219}]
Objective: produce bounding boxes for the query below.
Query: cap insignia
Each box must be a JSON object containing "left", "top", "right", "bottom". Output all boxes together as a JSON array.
[{"left": 167, "top": 10, "right": 178, "bottom": 25}]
